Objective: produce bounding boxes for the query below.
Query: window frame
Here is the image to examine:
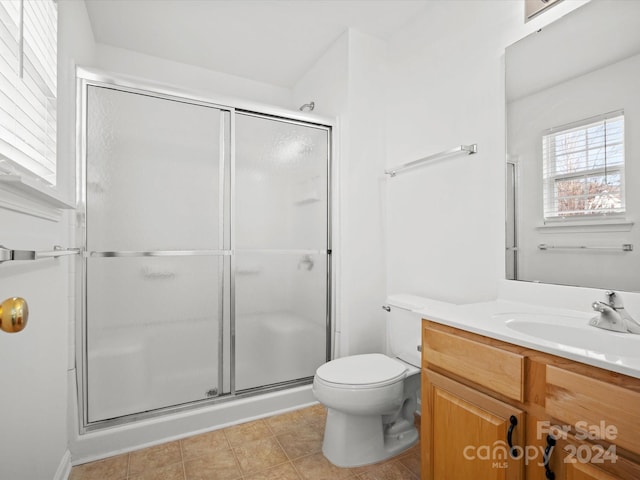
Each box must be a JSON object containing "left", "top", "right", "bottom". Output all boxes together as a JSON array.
[{"left": 541, "top": 111, "right": 626, "bottom": 222}]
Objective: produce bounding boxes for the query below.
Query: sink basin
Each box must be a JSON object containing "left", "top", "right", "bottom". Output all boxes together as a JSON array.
[{"left": 493, "top": 312, "right": 640, "bottom": 359}]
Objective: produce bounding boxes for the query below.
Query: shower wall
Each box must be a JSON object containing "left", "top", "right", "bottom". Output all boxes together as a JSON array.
[{"left": 80, "top": 77, "right": 330, "bottom": 427}]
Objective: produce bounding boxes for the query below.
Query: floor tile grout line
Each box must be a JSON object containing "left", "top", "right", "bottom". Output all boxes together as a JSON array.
[
  {"left": 393, "top": 457, "right": 419, "bottom": 479},
  {"left": 243, "top": 458, "right": 294, "bottom": 479},
  {"left": 289, "top": 459, "right": 305, "bottom": 480},
  {"left": 72, "top": 406, "right": 418, "bottom": 480},
  {"left": 233, "top": 435, "right": 291, "bottom": 477},
  {"left": 179, "top": 438, "right": 187, "bottom": 480},
  {"left": 227, "top": 434, "right": 249, "bottom": 479},
  {"left": 128, "top": 460, "right": 185, "bottom": 480},
  {"left": 396, "top": 451, "right": 420, "bottom": 478},
  {"left": 264, "top": 418, "right": 277, "bottom": 436},
  {"left": 272, "top": 430, "right": 293, "bottom": 463},
  {"left": 278, "top": 431, "right": 323, "bottom": 477}
]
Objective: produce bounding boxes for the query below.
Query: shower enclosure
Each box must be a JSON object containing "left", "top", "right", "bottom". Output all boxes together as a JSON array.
[{"left": 77, "top": 72, "right": 331, "bottom": 428}]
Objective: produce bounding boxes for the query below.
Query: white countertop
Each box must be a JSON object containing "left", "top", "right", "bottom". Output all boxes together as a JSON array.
[{"left": 416, "top": 299, "right": 640, "bottom": 380}]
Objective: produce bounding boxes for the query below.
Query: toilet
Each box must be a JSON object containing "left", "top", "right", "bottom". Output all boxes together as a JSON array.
[{"left": 312, "top": 294, "right": 427, "bottom": 467}]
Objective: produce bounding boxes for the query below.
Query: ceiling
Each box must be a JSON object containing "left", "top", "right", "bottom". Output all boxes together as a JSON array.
[{"left": 84, "top": 0, "right": 430, "bottom": 88}]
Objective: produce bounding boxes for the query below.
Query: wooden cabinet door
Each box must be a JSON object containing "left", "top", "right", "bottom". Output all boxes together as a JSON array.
[
  {"left": 423, "top": 370, "right": 525, "bottom": 480},
  {"left": 556, "top": 436, "right": 640, "bottom": 480},
  {"left": 565, "top": 460, "right": 622, "bottom": 480}
]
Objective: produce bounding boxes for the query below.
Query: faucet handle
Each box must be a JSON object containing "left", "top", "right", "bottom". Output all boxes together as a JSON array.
[{"left": 605, "top": 290, "right": 623, "bottom": 309}]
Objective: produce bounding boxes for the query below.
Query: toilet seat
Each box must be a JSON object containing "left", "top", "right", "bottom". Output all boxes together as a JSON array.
[{"left": 315, "top": 353, "right": 407, "bottom": 389}]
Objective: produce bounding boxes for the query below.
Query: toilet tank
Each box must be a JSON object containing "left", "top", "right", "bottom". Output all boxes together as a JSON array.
[{"left": 385, "top": 294, "right": 429, "bottom": 368}]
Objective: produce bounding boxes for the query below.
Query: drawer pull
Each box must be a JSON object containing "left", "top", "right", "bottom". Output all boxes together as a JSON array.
[
  {"left": 507, "top": 415, "right": 518, "bottom": 457},
  {"left": 543, "top": 434, "right": 556, "bottom": 480}
]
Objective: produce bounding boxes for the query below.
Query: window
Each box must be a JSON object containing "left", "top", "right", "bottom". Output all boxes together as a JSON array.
[
  {"left": 542, "top": 111, "right": 625, "bottom": 220},
  {"left": 0, "top": 0, "right": 57, "bottom": 185}
]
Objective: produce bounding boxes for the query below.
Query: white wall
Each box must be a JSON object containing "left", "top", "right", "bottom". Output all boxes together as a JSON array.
[
  {"left": 342, "top": 31, "right": 388, "bottom": 355},
  {"left": 293, "top": 32, "right": 349, "bottom": 118},
  {"left": 293, "top": 30, "right": 388, "bottom": 357},
  {"left": 291, "top": 1, "right": 591, "bottom": 355},
  {"left": 94, "top": 43, "right": 292, "bottom": 109},
  {"left": 292, "top": 33, "right": 349, "bottom": 356},
  {"left": 0, "top": 2, "right": 96, "bottom": 479},
  {"left": 384, "top": 0, "right": 589, "bottom": 304}
]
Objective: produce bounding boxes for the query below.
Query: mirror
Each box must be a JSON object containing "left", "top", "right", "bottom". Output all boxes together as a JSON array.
[{"left": 505, "top": 0, "right": 640, "bottom": 292}]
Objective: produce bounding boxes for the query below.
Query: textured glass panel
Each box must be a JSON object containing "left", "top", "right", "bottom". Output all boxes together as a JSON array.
[
  {"left": 234, "top": 252, "right": 327, "bottom": 391},
  {"left": 234, "top": 114, "right": 329, "bottom": 391},
  {"left": 86, "top": 86, "right": 221, "bottom": 252},
  {"left": 235, "top": 114, "right": 328, "bottom": 250},
  {"left": 87, "top": 256, "right": 220, "bottom": 422}
]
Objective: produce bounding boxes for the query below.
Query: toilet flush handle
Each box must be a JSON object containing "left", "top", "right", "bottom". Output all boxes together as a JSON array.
[{"left": 381, "top": 305, "right": 391, "bottom": 312}]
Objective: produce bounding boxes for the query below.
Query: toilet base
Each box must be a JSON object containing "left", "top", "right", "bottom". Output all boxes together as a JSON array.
[{"left": 321, "top": 408, "right": 419, "bottom": 468}]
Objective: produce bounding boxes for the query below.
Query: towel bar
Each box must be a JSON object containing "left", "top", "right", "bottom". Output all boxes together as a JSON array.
[
  {"left": 385, "top": 144, "right": 477, "bottom": 177},
  {"left": 0, "top": 245, "right": 80, "bottom": 264}
]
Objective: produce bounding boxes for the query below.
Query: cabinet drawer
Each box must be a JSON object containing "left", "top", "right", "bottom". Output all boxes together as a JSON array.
[
  {"left": 423, "top": 325, "right": 525, "bottom": 402},
  {"left": 546, "top": 365, "right": 640, "bottom": 456}
]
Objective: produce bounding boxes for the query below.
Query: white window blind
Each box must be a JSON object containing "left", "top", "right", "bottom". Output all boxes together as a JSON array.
[
  {"left": 0, "top": 0, "right": 57, "bottom": 185},
  {"left": 542, "top": 111, "right": 625, "bottom": 220}
]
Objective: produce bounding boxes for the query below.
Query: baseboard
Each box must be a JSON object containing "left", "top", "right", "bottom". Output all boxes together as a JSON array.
[{"left": 53, "top": 449, "right": 72, "bottom": 480}]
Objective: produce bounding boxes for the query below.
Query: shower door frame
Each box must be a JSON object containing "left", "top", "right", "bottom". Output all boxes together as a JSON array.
[{"left": 75, "top": 67, "right": 334, "bottom": 432}]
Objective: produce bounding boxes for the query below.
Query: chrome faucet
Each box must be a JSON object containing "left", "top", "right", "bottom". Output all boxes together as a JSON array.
[{"left": 590, "top": 290, "right": 640, "bottom": 334}]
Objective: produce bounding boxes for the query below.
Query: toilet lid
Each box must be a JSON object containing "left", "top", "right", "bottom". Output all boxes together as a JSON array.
[{"left": 315, "top": 353, "right": 407, "bottom": 386}]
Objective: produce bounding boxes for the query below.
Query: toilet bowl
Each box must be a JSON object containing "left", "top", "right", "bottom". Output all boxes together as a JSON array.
[
  {"left": 312, "top": 295, "right": 427, "bottom": 468},
  {"left": 313, "top": 353, "right": 420, "bottom": 467}
]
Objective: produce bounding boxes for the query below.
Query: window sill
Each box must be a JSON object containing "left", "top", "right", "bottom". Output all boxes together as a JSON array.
[
  {"left": 0, "top": 174, "right": 75, "bottom": 221},
  {"left": 536, "top": 218, "right": 633, "bottom": 233}
]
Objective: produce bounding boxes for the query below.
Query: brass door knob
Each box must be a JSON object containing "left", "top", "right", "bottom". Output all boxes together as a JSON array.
[{"left": 0, "top": 297, "right": 29, "bottom": 333}]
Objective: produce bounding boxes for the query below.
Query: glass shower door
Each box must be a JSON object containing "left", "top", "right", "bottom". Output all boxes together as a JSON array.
[
  {"left": 234, "top": 113, "right": 329, "bottom": 391},
  {"left": 84, "top": 86, "right": 228, "bottom": 422}
]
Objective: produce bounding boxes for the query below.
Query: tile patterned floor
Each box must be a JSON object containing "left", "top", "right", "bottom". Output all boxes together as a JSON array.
[{"left": 70, "top": 404, "right": 421, "bottom": 480}]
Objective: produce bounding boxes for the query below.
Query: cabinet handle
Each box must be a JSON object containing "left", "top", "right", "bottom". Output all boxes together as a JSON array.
[
  {"left": 543, "top": 434, "right": 556, "bottom": 480},
  {"left": 507, "top": 415, "right": 518, "bottom": 457}
]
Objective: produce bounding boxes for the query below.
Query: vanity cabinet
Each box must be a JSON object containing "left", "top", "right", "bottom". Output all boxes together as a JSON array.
[
  {"left": 423, "top": 369, "right": 525, "bottom": 479},
  {"left": 564, "top": 463, "right": 619, "bottom": 480},
  {"left": 421, "top": 320, "right": 640, "bottom": 480}
]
